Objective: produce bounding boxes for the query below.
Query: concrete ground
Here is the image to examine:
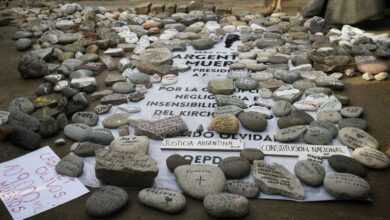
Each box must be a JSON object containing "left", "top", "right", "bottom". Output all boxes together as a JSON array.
[{"left": 1, "top": 3, "right": 390, "bottom": 220}]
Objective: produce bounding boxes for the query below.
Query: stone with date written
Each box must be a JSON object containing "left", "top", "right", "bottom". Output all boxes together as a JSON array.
[
  {"left": 138, "top": 188, "right": 186, "bottom": 213},
  {"left": 135, "top": 116, "right": 189, "bottom": 140}
]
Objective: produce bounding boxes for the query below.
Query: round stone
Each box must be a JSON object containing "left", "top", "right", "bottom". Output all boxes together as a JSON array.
[
  {"left": 275, "top": 125, "right": 307, "bottom": 142},
  {"left": 138, "top": 188, "right": 186, "bottom": 213},
  {"left": 39, "top": 117, "right": 59, "bottom": 137},
  {"left": 317, "top": 110, "right": 342, "bottom": 124},
  {"left": 16, "top": 38, "right": 32, "bottom": 51},
  {"left": 225, "top": 180, "right": 260, "bottom": 198},
  {"left": 203, "top": 193, "right": 249, "bottom": 218},
  {"left": 294, "top": 160, "right": 325, "bottom": 186},
  {"left": 85, "top": 186, "right": 129, "bottom": 217},
  {"left": 209, "top": 115, "right": 240, "bottom": 134},
  {"left": 240, "top": 148, "right": 264, "bottom": 163},
  {"left": 238, "top": 112, "right": 267, "bottom": 132},
  {"left": 8, "top": 97, "right": 35, "bottom": 114},
  {"left": 338, "top": 127, "right": 379, "bottom": 149},
  {"left": 166, "top": 154, "right": 192, "bottom": 172},
  {"left": 324, "top": 173, "right": 370, "bottom": 200},
  {"left": 102, "top": 113, "right": 130, "bottom": 128},
  {"left": 259, "top": 88, "right": 273, "bottom": 99},
  {"left": 272, "top": 100, "right": 292, "bottom": 117},
  {"left": 341, "top": 106, "right": 364, "bottom": 118},
  {"left": 338, "top": 118, "right": 368, "bottom": 130},
  {"left": 303, "top": 127, "right": 333, "bottom": 145},
  {"left": 218, "top": 156, "right": 251, "bottom": 179},
  {"left": 55, "top": 154, "right": 84, "bottom": 177},
  {"left": 328, "top": 155, "right": 367, "bottom": 177},
  {"left": 235, "top": 77, "right": 258, "bottom": 90},
  {"left": 305, "top": 93, "right": 329, "bottom": 106},
  {"left": 357, "top": 60, "right": 388, "bottom": 74},
  {"left": 112, "top": 82, "right": 135, "bottom": 94},
  {"left": 352, "top": 147, "right": 390, "bottom": 169},
  {"left": 71, "top": 111, "right": 99, "bottom": 126},
  {"left": 64, "top": 123, "right": 92, "bottom": 142}
]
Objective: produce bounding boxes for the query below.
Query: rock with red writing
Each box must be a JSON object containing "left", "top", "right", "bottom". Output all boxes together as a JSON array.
[
  {"left": 135, "top": 116, "right": 189, "bottom": 140},
  {"left": 95, "top": 149, "right": 158, "bottom": 188}
]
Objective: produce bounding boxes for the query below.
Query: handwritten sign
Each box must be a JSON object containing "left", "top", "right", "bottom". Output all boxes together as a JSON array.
[
  {"left": 161, "top": 138, "right": 244, "bottom": 151},
  {"left": 0, "top": 147, "right": 89, "bottom": 220},
  {"left": 259, "top": 142, "right": 350, "bottom": 157}
]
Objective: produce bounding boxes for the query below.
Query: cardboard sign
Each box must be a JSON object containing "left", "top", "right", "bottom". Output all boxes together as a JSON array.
[
  {"left": 0, "top": 147, "right": 89, "bottom": 220},
  {"left": 161, "top": 138, "right": 244, "bottom": 151},
  {"left": 259, "top": 142, "right": 350, "bottom": 157}
]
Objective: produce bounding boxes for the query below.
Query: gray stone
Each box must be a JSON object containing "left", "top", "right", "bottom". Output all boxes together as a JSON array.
[
  {"left": 16, "top": 38, "right": 32, "bottom": 51},
  {"left": 338, "top": 127, "right": 379, "bottom": 149},
  {"left": 218, "top": 157, "right": 251, "bottom": 179},
  {"left": 272, "top": 86, "right": 303, "bottom": 103},
  {"left": 13, "top": 31, "right": 33, "bottom": 40},
  {"left": 207, "top": 79, "right": 234, "bottom": 95},
  {"left": 275, "top": 125, "right": 307, "bottom": 142},
  {"left": 56, "top": 113, "right": 69, "bottom": 129},
  {"left": 112, "top": 82, "right": 136, "bottom": 94},
  {"left": 324, "top": 173, "right": 370, "bottom": 200},
  {"left": 294, "top": 160, "right": 325, "bottom": 186},
  {"left": 227, "top": 69, "right": 250, "bottom": 80},
  {"left": 213, "top": 105, "right": 243, "bottom": 117},
  {"left": 70, "top": 77, "right": 97, "bottom": 93},
  {"left": 36, "top": 82, "right": 54, "bottom": 96},
  {"left": 328, "top": 155, "right": 367, "bottom": 177},
  {"left": 203, "top": 193, "right": 249, "bottom": 218},
  {"left": 7, "top": 111, "right": 40, "bottom": 131},
  {"left": 225, "top": 180, "right": 260, "bottom": 198},
  {"left": 71, "top": 142, "right": 103, "bottom": 157},
  {"left": 95, "top": 149, "right": 159, "bottom": 188},
  {"left": 118, "top": 125, "right": 130, "bottom": 136},
  {"left": 341, "top": 106, "right": 364, "bottom": 118},
  {"left": 166, "top": 154, "right": 192, "bottom": 172},
  {"left": 102, "top": 113, "right": 130, "bottom": 129},
  {"left": 54, "top": 138, "right": 66, "bottom": 146},
  {"left": 304, "top": 87, "right": 333, "bottom": 96},
  {"left": 71, "top": 112, "right": 99, "bottom": 126},
  {"left": 101, "top": 93, "right": 129, "bottom": 105},
  {"left": 338, "top": 118, "right": 368, "bottom": 130},
  {"left": 240, "top": 148, "right": 264, "bottom": 163},
  {"left": 318, "top": 96, "right": 342, "bottom": 112},
  {"left": 259, "top": 88, "right": 273, "bottom": 99},
  {"left": 123, "top": 69, "right": 151, "bottom": 84},
  {"left": 135, "top": 116, "right": 189, "bottom": 140},
  {"left": 174, "top": 164, "right": 225, "bottom": 200},
  {"left": 192, "top": 39, "right": 215, "bottom": 50},
  {"left": 272, "top": 100, "right": 292, "bottom": 117},
  {"left": 238, "top": 111, "right": 267, "bottom": 132},
  {"left": 235, "top": 77, "right": 258, "bottom": 90},
  {"left": 86, "top": 128, "right": 114, "bottom": 145},
  {"left": 64, "top": 123, "right": 92, "bottom": 142},
  {"left": 73, "top": 92, "right": 89, "bottom": 106},
  {"left": 85, "top": 186, "right": 129, "bottom": 217},
  {"left": 55, "top": 154, "right": 84, "bottom": 177},
  {"left": 256, "top": 38, "right": 284, "bottom": 48},
  {"left": 303, "top": 127, "right": 333, "bottom": 145},
  {"left": 252, "top": 161, "right": 304, "bottom": 200},
  {"left": 215, "top": 95, "right": 247, "bottom": 109},
  {"left": 139, "top": 47, "right": 173, "bottom": 65},
  {"left": 9, "top": 127, "right": 41, "bottom": 150},
  {"left": 8, "top": 97, "right": 35, "bottom": 114},
  {"left": 110, "top": 135, "right": 149, "bottom": 154},
  {"left": 30, "top": 48, "right": 53, "bottom": 60},
  {"left": 105, "top": 74, "right": 126, "bottom": 86},
  {"left": 39, "top": 117, "right": 59, "bottom": 137},
  {"left": 0, "top": 111, "right": 10, "bottom": 124},
  {"left": 138, "top": 188, "right": 186, "bottom": 213},
  {"left": 317, "top": 110, "right": 342, "bottom": 124},
  {"left": 310, "top": 121, "right": 338, "bottom": 138},
  {"left": 95, "top": 104, "right": 112, "bottom": 115},
  {"left": 18, "top": 53, "right": 48, "bottom": 79}
]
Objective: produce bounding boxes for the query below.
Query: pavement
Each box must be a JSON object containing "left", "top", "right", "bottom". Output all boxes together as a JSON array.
[{"left": 0, "top": 7, "right": 390, "bottom": 220}]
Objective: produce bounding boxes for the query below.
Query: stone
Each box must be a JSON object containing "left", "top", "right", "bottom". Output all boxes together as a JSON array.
[
  {"left": 235, "top": 77, "right": 258, "bottom": 90},
  {"left": 374, "top": 72, "right": 388, "bottom": 81},
  {"left": 138, "top": 188, "right": 186, "bottom": 213},
  {"left": 272, "top": 100, "right": 292, "bottom": 117},
  {"left": 215, "top": 95, "right": 247, "bottom": 109},
  {"left": 227, "top": 69, "right": 250, "bottom": 80},
  {"left": 139, "top": 47, "right": 172, "bottom": 65},
  {"left": 252, "top": 161, "right": 304, "bottom": 200},
  {"left": 104, "top": 48, "right": 124, "bottom": 57},
  {"left": 100, "top": 55, "right": 117, "bottom": 71},
  {"left": 101, "top": 93, "right": 129, "bottom": 105},
  {"left": 64, "top": 123, "right": 91, "bottom": 142},
  {"left": 207, "top": 79, "right": 234, "bottom": 95},
  {"left": 259, "top": 88, "right": 273, "bottom": 99},
  {"left": 9, "top": 127, "right": 41, "bottom": 150},
  {"left": 324, "top": 173, "right": 370, "bottom": 200},
  {"left": 352, "top": 147, "right": 390, "bottom": 169},
  {"left": 105, "top": 74, "right": 126, "bottom": 86},
  {"left": 73, "top": 142, "right": 104, "bottom": 157},
  {"left": 118, "top": 125, "right": 130, "bottom": 136},
  {"left": 7, "top": 111, "right": 40, "bottom": 131},
  {"left": 73, "top": 92, "right": 89, "bottom": 106},
  {"left": 318, "top": 96, "right": 342, "bottom": 112},
  {"left": 304, "top": 87, "right": 333, "bottom": 96},
  {"left": 192, "top": 39, "right": 215, "bottom": 50},
  {"left": 0, "top": 111, "right": 10, "bottom": 125},
  {"left": 18, "top": 53, "right": 48, "bottom": 79},
  {"left": 275, "top": 125, "right": 307, "bottom": 142},
  {"left": 256, "top": 38, "right": 284, "bottom": 49},
  {"left": 258, "top": 79, "right": 285, "bottom": 91},
  {"left": 13, "top": 31, "right": 33, "bottom": 40},
  {"left": 209, "top": 115, "right": 240, "bottom": 134},
  {"left": 317, "top": 110, "right": 342, "bottom": 124},
  {"left": 310, "top": 121, "right": 338, "bottom": 138},
  {"left": 56, "top": 113, "right": 69, "bottom": 129},
  {"left": 328, "top": 155, "right": 367, "bottom": 177},
  {"left": 341, "top": 107, "right": 364, "bottom": 118},
  {"left": 293, "top": 100, "right": 318, "bottom": 111},
  {"left": 95, "top": 149, "right": 159, "bottom": 188},
  {"left": 55, "top": 154, "right": 84, "bottom": 177},
  {"left": 203, "top": 193, "right": 249, "bottom": 218},
  {"left": 166, "top": 154, "right": 192, "bottom": 172},
  {"left": 174, "top": 165, "right": 225, "bottom": 200},
  {"left": 225, "top": 180, "right": 260, "bottom": 198},
  {"left": 213, "top": 105, "right": 243, "bottom": 117},
  {"left": 303, "top": 127, "right": 333, "bottom": 145},
  {"left": 338, "top": 118, "right": 368, "bottom": 130},
  {"left": 135, "top": 116, "right": 189, "bottom": 140},
  {"left": 272, "top": 87, "right": 303, "bottom": 103},
  {"left": 87, "top": 128, "right": 114, "bottom": 145},
  {"left": 238, "top": 112, "right": 267, "bottom": 132},
  {"left": 112, "top": 82, "right": 136, "bottom": 94},
  {"left": 294, "top": 160, "right": 325, "bottom": 186},
  {"left": 54, "top": 138, "right": 66, "bottom": 146},
  {"left": 85, "top": 186, "right": 129, "bottom": 217},
  {"left": 161, "top": 74, "right": 178, "bottom": 85},
  {"left": 239, "top": 148, "right": 264, "bottom": 163},
  {"left": 36, "top": 83, "right": 53, "bottom": 96},
  {"left": 110, "top": 135, "right": 150, "bottom": 154},
  {"left": 71, "top": 112, "right": 99, "bottom": 126},
  {"left": 305, "top": 93, "right": 329, "bottom": 106},
  {"left": 39, "top": 117, "right": 59, "bottom": 137},
  {"left": 315, "top": 76, "right": 344, "bottom": 90},
  {"left": 357, "top": 60, "right": 388, "bottom": 74},
  {"left": 102, "top": 113, "right": 130, "bottom": 129},
  {"left": 8, "top": 97, "right": 35, "bottom": 114},
  {"left": 362, "top": 72, "right": 374, "bottom": 81},
  {"left": 338, "top": 127, "right": 379, "bottom": 149},
  {"left": 71, "top": 77, "right": 97, "bottom": 93},
  {"left": 218, "top": 157, "right": 251, "bottom": 179},
  {"left": 16, "top": 38, "right": 32, "bottom": 51}
]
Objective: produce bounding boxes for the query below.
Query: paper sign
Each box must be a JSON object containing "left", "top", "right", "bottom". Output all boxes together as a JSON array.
[
  {"left": 161, "top": 138, "right": 244, "bottom": 151},
  {"left": 298, "top": 154, "right": 324, "bottom": 164},
  {"left": 259, "top": 142, "right": 350, "bottom": 157},
  {"left": 0, "top": 147, "right": 89, "bottom": 220}
]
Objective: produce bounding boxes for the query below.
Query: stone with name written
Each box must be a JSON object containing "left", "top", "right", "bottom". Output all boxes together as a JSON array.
[
  {"left": 304, "top": 127, "right": 333, "bottom": 145},
  {"left": 209, "top": 115, "right": 240, "bottom": 134},
  {"left": 102, "top": 113, "right": 130, "bottom": 129},
  {"left": 138, "top": 188, "right": 186, "bottom": 213},
  {"left": 250, "top": 71, "right": 274, "bottom": 82},
  {"left": 112, "top": 82, "right": 136, "bottom": 94},
  {"left": 252, "top": 161, "right": 304, "bottom": 199},
  {"left": 94, "top": 104, "right": 112, "bottom": 115},
  {"left": 338, "top": 127, "right": 379, "bottom": 149},
  {"left": 305, "top": 93, "right": 330, "bottom": 106},
  {"left": 294, "top": 160, "right": 325, "bottom": 186},
  {"left": 318, "top": 96, "right": 342, "bottom": 112},
  {"left": 272, "top": 86, "right": 303, "bottom": 103},
  {"left": 235, "top": 77, "right": 258, "bottom": 90},
  {"left": 55, "top": 154, "right": 84, "bottom": 177},
  {"left": 240, "top": 148, "right": 264, "bottom": 163},
  {"left": 71, "top": 111, "right": 99, "bottom": 126},
  {"left": 352, "top": 147, "right": 390, "bottom": 169},
  {"left": 174, "top": 164, "right": 226, "bottom": 200},
  {"left": 72, "top": 142, "right": 105, "bottom": 157},
  {"left": 317, "top": 110, "right": 342, "bottom": 124},
  {"left": 161, "top": 74, "right": 178, "bottom": 86},
  {"left": 226, "top": 180, "right": 260, "bottom": 198},
  {"left": 338, "top": 118, "right": 368, "bottom": 130},
  {"left": 8, "top": 97, "right": 35, "bottom": 114},
  {"left": 238, "top": 111, "right": 267, "bottom": 132},
  {"left": 7, "top": 111, "right": 40, "bottom": 131},
  {"left": 135, "top": 116, "right": 189, "bottom": 140},
  {"left": 203, "top": 193, "right": 249, "bottom": 218},
  {"left": 101, "top": 93, "right": 129, "bottom": 105},
  {"left": 124, "top": 69, "right": 151, "bottom": 84},
  {"left": 208, "top": 79, "right": 234, "bottom": 95},
  {"left": 275, "top": 125, "right": 307, "bottom": 142},
  {"left": 218, "top": 156, "right": 251, "bottom": 179},
  {"left": 64, "top": 123, "right": 92, "bottom": 142},
  {"left": 213, "top": 105, "right": 243, "bottom": 117},
  {"left": 85, "top": 186, "right": 129, "bottom": 217},
  {"left": 328, "top": 155, "right": 367, "bottom": 177},
  {"left": 272, "top": 100, "right": 292, "bottom": 117},
  {"left": 95, "top": 149, "right": 159, "bottom": 187},
  {"left": 86, "top": 128, "right": 114, "bottom": 145},
  {"left": 310, "top": 121, "right": 338, "bottom": 138},
  {"left": 341, "top": 106, "right": 364, "bottom": 118},
  {"left": 324, "top": 173, "right": 370, "bottom": 200},
  {"left": 110, "top": 135, "right": 150, "bottom": 154},
  {"left": 293, "top": 100, "right": 318, "bottom": 111},
  {"left": 166, "top": 154, "right": 192, "bottom": 172},
  {"left": 215, "top": 95, "right": 247, "bottom": 109}
]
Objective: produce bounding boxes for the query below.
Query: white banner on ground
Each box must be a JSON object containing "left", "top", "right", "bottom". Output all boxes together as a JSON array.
[{"left": 0, "top": 146, "right": 89, "bottom": 220}]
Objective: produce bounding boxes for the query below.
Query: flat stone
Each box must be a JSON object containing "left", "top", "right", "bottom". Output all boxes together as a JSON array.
[
  {"left": 272, "top": 100, "right": 292, "bottom": 117},
  {"left": 118, "top": 125, "right": 130, "bottom": 136},
  {"left": 275, "top": 125, "right": 307, "bottom": 142},
  {"left": 259, "top": 88, "right": 273, "bottom": 99},
  {"left": 9, "top": 127, "right": 41, "bottom": 150},
  {"left": 374, "top": 72, "right": 388, "bottom": 81},
  {"left": 293, "top": 80, "right": 316, "bottom": 91},
  {"left": 64, "top": 123, "right": 91, "bottom": 142},
  {"left": 70, "top": 77, "right": 97, "bottom": 93},
  {"left": 324, "top": 173, "right": 370, "bottom": 200},
  {"left": 105, "top": 74, "right": 126, "bottom": 86},
  {"left": 318, "top": 96, "right": 342, "bottom": 112},
  {"left": 112, "top": 82, "right": 136, "bottom": 94},
  {"left": 341, "top": 106, "right": 364, "bottom": 118},
  {"left": 102, "top": 113, "right": 130, "bottom": 129},
  {"left": 304, "top": 87, "right": 333, "bottom": 96},
  {"left": 55, "top": 154, "right": 84, "bottom": 177},
  {"left": 161, "top": 74, "right": 178, "bottom": 85},
  {"left": 310, "top": 121, "right": 338, "bottom": 138},
  {"left": 218, "top": 156, "right": 251, "bottom": 179},
  {"left": 138, "top": 188, "right": 186, "bottom": 213},
  {"left": 85, "top": 186, "right": 129, "bottom": 217},
  {"left": 192, "top": 39, "right": 215, "bottom": 50},
  {"left": 86, "top": 128, "right": 114, "bottom": 145},
  {"left": 240, "top": 148, "right": 264, "bottom": 163},
  {"left": 104, "top": 48, "right": 124, "bottom": 57},
  {"left": 8, "top": 97, "right": 35, "bottom": 114},
  {"left": 110, "top": 135, "right": 150, "bottom": 154},
  {"left": 305, "top": 93, "right": 330, "bottom": 106},
  {"left": 338, "top": 118, "right": 368, "bottom": 130},
  {"left": 256, "top": 38, "right": 284, "bottom": 48},
  {"left": 352, "top": 147, "right": 390, "bottom": 169},
  {"left": 272, "top": 87, "right": 303, "bottom": 103},
  {"left": 209, "top": 115, "right": 240, "bottom": 134},
  {"left": 317, "top": 110, "right": 342, "bottom": 124},
  {"left": 315, "top": 76, "right": 344, "bottom": 90},
  {"left": 293, "top": 100, "right": 318, "bottom": 111},
  {"left": 39, "top": 117, "right": 59, "bottom": 137},
  {"left": 252, "top": 161, "right": 304, "bottom": 200},
  {"left": 135, "top": 116, "right": 189, "bottom": 140},
  {"left": 238, "top": 111, "right": 267, "bottom": 132},
  {"left": 258, "top": 79, "right": 285, "bottom": 91},
  {"left": 235, "top": 77, "right": 258, "bottom": 90},
  {"left": 71, "top": 112, "right": 99, "bottom": 126},
  {"left": 294, "top": 160, "right": 325, "bottom": 186},
  {"left": 338, "top": 127, "right": 379, "bottom": 149},
  {"left": 215, "top": 95, "right": 247, "bottom": 109},
  {"left": 226, "top": 180, "right": 260, "bottom": 198},
  {"left": 328, "top": 155, "right": 367, "bottom": 177},
  {"left": 303, "top": 127, "right": 333, "bottom": 145},
  {"left": 213, "top": 105, "right": 243, "bottom": 117},
  {"left": 174, "top": 164, "right": 225, "bottom": 200},
  {"left": 166, "top": 154, "right": 192, "bottom": 172},
  {"left": 95, "top": 149, "right": 159, "bottom": 187},
  {"left": 139, "top": 47, "right": 172, "bottom": 65},
  {"left": 124, "top": 69, "right": 151, "bottom": 84},
  {"left": 101, "top": 93, "right": 129, "bottom": 105},
  {"left": 72, "top": 142, "right": 104, "bottom": 157},
  {"left": 95, "top": 104, "right": 112, "bottom": 115},
  {"left": 203, "top": 193, "right": 249, "bottom": 218},
  {"left": 7, "top": 111, "right": 40, "bottom": 131},
  {"left": 207, "top": 79, "right": 234, "bottom": 95},
  {"left": 251, "top": 72, "right": 274, "bottom": 82}
]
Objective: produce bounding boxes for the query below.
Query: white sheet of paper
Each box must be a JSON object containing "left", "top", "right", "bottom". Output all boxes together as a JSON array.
[{"left": 0, "top": 146, "right": 89, "bottom": 220}]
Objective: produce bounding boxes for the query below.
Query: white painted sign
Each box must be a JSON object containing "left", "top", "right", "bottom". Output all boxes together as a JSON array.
[
  {"left": 0, "top": 147, "right": 89, "bottom": 220},
  {"left": 259, "top": 142, "right": 350, "bottom": 157},
  {"left": 161, "top": 138, "right": 244, "bottom": 151}
]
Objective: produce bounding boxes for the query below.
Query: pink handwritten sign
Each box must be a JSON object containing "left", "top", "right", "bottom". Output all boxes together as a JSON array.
[{"left": 0, "top": 146, "right": 89, "bottom": 220}]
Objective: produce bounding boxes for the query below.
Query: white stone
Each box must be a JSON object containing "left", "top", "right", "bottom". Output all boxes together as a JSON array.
[
  {"left": 352, "top": 147, "right": 390, "bottom": 169},
  {"left": 293, "top": 100, "right": 318, "bottom": 111},
  {"left": 362, "top": 72, "right": 374, "bottom": 81},
  {"left": 161, "top": 74, "right": 178, "bottom": 85},
  {"left": 374, "top": 72, "right": 388, "bottom": 81}
]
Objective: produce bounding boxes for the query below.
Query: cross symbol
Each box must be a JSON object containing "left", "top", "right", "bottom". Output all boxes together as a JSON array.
[{"left": 196, "top": 176, "right": 205, "bottom": 186}]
